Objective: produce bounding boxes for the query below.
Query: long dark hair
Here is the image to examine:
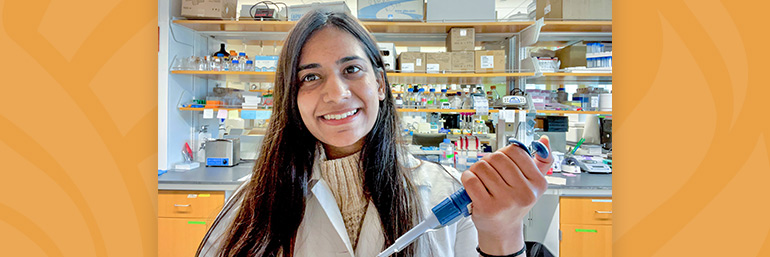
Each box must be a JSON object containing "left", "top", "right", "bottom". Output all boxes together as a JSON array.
[{"left": 204, "top": 10, "right": 421, "bottom": 257}]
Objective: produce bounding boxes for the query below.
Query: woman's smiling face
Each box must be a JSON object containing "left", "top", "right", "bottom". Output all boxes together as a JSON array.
[{"left": 296, "top": 26, "right": 385, "bottom": 157}]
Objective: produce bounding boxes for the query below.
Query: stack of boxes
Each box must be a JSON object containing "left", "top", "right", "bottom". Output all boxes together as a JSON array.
[{"left": 397, "top": 27, "right": 507, "bottom": 73}]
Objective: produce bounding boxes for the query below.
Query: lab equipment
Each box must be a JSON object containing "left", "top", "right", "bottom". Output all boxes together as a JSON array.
[
  {"left": 501, "top": 95, "right": 527, "bottom": 108},
  {"left": 564, "top": 156, "right": 611, "bottom": 174},
  {"left": 205, "top": 138, "right": 241, "bottom": 167},
  {"left": 377, "top": 139, "right": 549, "bottom": 257}
]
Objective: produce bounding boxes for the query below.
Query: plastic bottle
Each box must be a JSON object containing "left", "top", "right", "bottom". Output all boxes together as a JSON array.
[
  {"left": 439, "top": 139, "right": 455, "bottom": 168},
  {"left": 237, "top": 52, "right": 248, "bottom": 71},
  {"left": 417, "top": 88, "right": 426, "bottom": 108},
  {"left": 452, "top": 92, "right": 463, "bottom": 109},
  {"left": 490, "top": 85, "right": 501, "bottom": 107},
  {"left": 245, "top": 60, "right": 254, "bottom": 72},
  {"left": 406, "top": 88, "right": 414, "bottom": 108},
  {"left": 438, "top": 89, "right": 449, "bottom": 109},
  {"left": 228, "top": 59, "right": 240, "bottom": 71},
  {"left": 212, "top": 53, "right": 225, "bottom": 71},
  {"left": 461, "top": 91, "right": 473, "bottom": 109},
  {"left": 557, "top": 87, "right": 569, "bottom": 104},
  {"left": 428, "top": 88, "right": 437, "bottom": 108}
]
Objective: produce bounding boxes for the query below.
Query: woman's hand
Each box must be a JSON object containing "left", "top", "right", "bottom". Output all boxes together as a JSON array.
[{"left": 461, "top": 136, "right": 554, "bottom": 255}]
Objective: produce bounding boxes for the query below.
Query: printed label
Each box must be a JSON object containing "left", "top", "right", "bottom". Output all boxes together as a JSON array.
[
  {"left": 591, "top": 96, "right": 599, "bottom": 108},
  {"left": 460, "top": 29, "right": 467, "bottom": 37},
  {"left": 416, "top": 58, "right": 422, "bottom": 66},
  {"left": 480, "top": 56, "right": 494, "bottom": 69},
  {"left": 187, "top": 194, "right": 197, "bottom": 198},
  {"left": 426, "top": 63, "right": 440, "bottom": 73},
  {"left": 401, "top": 63, "right": 415, "bottom": 72}
]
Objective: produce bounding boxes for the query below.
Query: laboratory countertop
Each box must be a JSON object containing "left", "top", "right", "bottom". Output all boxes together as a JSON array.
[{"left": 158, "top": 160, "right": 612, "bottom": 193}]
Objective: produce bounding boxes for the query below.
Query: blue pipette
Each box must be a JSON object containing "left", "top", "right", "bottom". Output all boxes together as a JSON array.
[{"left": 377, "top": 139, "right": 549, "bottom": 257}]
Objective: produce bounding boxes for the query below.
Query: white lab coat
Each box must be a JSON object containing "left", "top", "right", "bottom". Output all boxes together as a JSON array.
[{"left": 198, "top": 152, "right": 478, "bottom": 257}]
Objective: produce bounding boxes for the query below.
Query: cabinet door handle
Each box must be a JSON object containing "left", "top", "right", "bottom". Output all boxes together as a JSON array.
[
  {"left": 595, "top": 210, "right": 612, "bottom": 214},
  {"left": 174, "top": 204, "right": 191, "bottom": 207}
]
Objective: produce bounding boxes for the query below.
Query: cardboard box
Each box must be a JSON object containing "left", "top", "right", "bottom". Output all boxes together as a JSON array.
[
  {"left": 426, "top": 52, "right": 452, "bottom": 73},
  {"left": 450, "top": 52, "right": 475, "bottom": 73},
  {"left": 357, "top": 0, "right": 424, "bottom": 21},
  {"left": 397, "top": 52, "right": 426, "bottom": 73},
  {"left": 536, "top": 0, "right": 612, "bottom": 20},
  {"left": 181, "top": 0, "right": 237, "bottom": 19},
  {"left": 446, "top": 28, "right": 475, "bottom": 52},
  {"left": 474, "top": 50, "right": 506, "bottom": 73},
  {"left": 555, "top": 45, "right": 586, "bottom": 69},
  {"left": 427, "top": 0, "right": 495, "bottom": 22}
]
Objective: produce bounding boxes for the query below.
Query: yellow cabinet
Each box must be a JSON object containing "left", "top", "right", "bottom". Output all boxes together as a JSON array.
[
  {"left": 560, "top": 197, "right": 612, "bottom": 257},
  {"left": 158, "top": 190, "right": 225, "bottom": 257}
]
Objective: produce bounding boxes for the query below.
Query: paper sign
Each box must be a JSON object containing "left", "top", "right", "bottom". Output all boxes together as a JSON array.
[
  {"left": 217, "top": 109, "right": 227, "bottom": 119},
  {"left": 426, "top": 64, "right": 440, "bottom": 73},
  {"left": 503, "top": 110, "right": 516, "bottom": 122},
  {"left": 203, "top": 109, "right": 214, "bottom": 119},
  {"left": 228, "top": 110, "right": 240, "bottom": 119},
  {"left": 241, "top": 110, "right": 257, "bottom": 119},
  {"left": 481, "top": 56, "right": 494, "bottom": 69},
  {"left": 242, "top": 110, "right": 272, "bottom": 120},
  {"left": 415, "top": 58, "right": 422, "bottom": 66}
]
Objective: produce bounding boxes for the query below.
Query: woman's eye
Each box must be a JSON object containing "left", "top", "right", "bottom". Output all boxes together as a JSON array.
[
  {"left": 302, "top": 74, "right": 319, "bottom": 82},
  {"left": 344, "top": 66, "right": 361, "bottom": 74}
]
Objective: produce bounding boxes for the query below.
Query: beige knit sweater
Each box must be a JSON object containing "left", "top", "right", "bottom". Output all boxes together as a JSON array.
[{"left": 318, "top": 151, "right": 368, "bottom": 250}]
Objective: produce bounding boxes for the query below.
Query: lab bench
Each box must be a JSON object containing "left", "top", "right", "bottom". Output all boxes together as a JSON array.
[{"left": 158, "top": 161, "right": 611, "bottom": 257}]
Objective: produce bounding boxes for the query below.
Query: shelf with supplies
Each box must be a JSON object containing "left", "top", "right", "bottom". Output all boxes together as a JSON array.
[
  {"left": 396, "top": 108, "right": 610, "bottom": 115},
  {"left": 178, "top": 107, "right": 272, "bottom": 111},
  {"left": 173, "top": 19, "right": 610, "bottom": 34},
  {"left": 172, "top": 20, "right": 610, "bottom": 46},
  {"left": 171, "top": 70, "right": 536, "bottom": 84},
  {"left": 177, "top": 107, "right": 609, "bottom": 116},
  {"left": 527, "top": 73, "right": 613, "bottom": 84}
]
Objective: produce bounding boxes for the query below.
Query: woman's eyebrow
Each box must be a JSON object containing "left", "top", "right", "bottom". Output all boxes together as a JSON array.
[
  {"left": 298, "top": 56, "right": 362, "bottom": 72},
  {"left": 337, "top": 56, "right": 363, "bottom": 64},
  {"left": 298, "top": 63, "right": 320, "bottom": 72}
]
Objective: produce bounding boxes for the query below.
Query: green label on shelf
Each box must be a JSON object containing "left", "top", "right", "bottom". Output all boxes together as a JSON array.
[
  {"left": 575, "top": 229, "right": 597, "bottom": 233},
  {"left": 188, "top": 221, "right": 206, "bottom": 225}
]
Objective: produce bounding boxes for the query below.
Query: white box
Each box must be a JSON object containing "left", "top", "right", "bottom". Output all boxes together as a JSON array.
[
  {"left": 357, "top": 0, "right": 424, "bottom": 21},
  {"left": 288, "top": 1, "right": 351, "bottom": 21},
  {"left": 426, "top": 0, "right": 495, "bottom": 22},
  {"left": 377, "top": 43, "right": 397, "bottom": 71}
]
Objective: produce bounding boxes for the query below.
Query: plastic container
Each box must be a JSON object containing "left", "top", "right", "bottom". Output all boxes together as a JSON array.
[
  {"left": 428, "top": 88, "right": 437, "bottom": 108},
  {"left": 439, "top": 89, "right": 449, "bottom": 109},
  {"left": 439, "top": 139, "right": 455, "bottom": 168},
  {"left": 557, "top": 87, "right": 569, "bottom": 104},
  {"left": 406, "top": 88, "right": 414, "bottom": 108}
]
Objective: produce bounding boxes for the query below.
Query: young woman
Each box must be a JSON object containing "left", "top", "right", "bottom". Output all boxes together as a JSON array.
[{"left": 197, "top": 10, "right": 553, "bottom": 257}]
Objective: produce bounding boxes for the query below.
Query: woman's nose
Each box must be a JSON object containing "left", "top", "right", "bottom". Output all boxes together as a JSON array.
[{"left": 321, "top": 74, "right": 351, "bottom": 103}]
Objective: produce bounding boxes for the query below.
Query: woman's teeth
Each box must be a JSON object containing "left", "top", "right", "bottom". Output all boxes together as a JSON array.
[{"left": 323, "top": 109, "right": 358, "bottom": 120}]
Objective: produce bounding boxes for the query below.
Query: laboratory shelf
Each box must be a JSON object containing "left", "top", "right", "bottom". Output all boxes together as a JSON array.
[
  {"left": 178, "top": 107, "right": 272, "bottom": 111},
  {"left": 528, "top": 73, "right": 613, "bottom": 84},
  {"left": 172, "top": 20, "right": 534, "bottom": 34},
  {"left": 173, "top": 20, "right": 610, "bottom": 34},
  {"left": 397, "top": 108, "right": 611, "bottom": 115},
  {"left": 541, "top": 21, "right": 612, "bottom": 33},
  {"left": 172, "top": 70, "right": 534, "bottom": 84}
]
